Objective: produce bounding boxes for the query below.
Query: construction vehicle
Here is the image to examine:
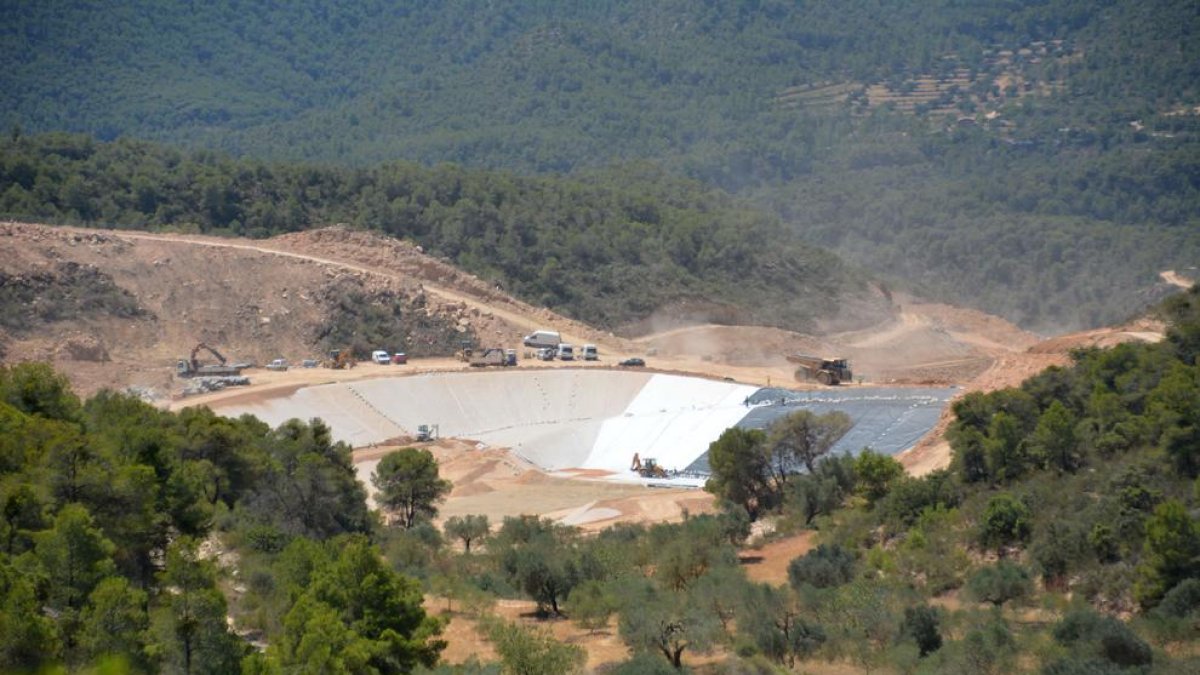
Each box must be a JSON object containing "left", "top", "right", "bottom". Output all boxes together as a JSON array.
[
  {"left": 325, "top": 348, "right": 356, "bottom": 370},
  {"left": 458, "top": 340, "right": 474, "bottom": 362},
  {"left": 176, "top": 342, "right": 244, "bottom": 378},
  {"left": 630, "top": 453, "right": 668, "bottom": 478},
  {"left": 470, "top": 348, "right": 510, "bottom": 367},
  {"left": 415, "top": 424, "right": 439, "bottom": 442},
  {"left": 787, "top": 354, "right": 853, "bottom": 385}
]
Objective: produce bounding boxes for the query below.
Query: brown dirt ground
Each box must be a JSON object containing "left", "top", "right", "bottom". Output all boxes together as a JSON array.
[
  {"left": 740, "top": 531, "right": 817, "bottom": 585},
  {"left": 3, "top": 218, "right": 1172, "bottom": 528},
  {"left": 2, "top": 221, "right": 1178, "bottom": 670}
]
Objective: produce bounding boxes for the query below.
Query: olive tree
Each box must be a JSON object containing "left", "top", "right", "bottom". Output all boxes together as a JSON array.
[
  {"left": 767, "top": 410, "right": 852, "bottom": 476},
  {"left": 444, "top": 514, "right": 490, "bottom": 552}
]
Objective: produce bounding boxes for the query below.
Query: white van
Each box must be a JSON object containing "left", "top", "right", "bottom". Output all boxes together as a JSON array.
[
  {"left": 557, "top": 343, "right": 574, "bottom": 361},
  {"left": 582, "top": 344, "right": 598, "bottom": 361},
  {"left": 523, "top": 330, "right": 562, "bottom": 348},
  {"left": 371, "top": 350, "right": 391, "bottom": 364}
]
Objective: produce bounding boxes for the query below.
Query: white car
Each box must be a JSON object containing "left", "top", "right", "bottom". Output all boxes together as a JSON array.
[{"left": 371, "top": 350, "right": 391, "bottom": 364}]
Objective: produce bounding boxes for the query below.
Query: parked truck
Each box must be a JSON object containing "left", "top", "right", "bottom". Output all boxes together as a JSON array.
[
  {"left": 470, "top": 348, "right": 510, "bottom": 367},
  {"left": 787, "top": 354, "right": 853, "bottom": 385},
  {"left": 176, "top": 342, "right": 245, "bottom": 378}
]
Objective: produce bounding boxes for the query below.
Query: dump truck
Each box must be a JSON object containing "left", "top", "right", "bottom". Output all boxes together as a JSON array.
[
  {"left": 470, "top": 348, "right": 510, "bottom": 367},
  {"left": 176, "top": 342, "right": 245, "bottom": 378},
  {"left": 787, "top": 354, "right": 852, "bottom": 385}
]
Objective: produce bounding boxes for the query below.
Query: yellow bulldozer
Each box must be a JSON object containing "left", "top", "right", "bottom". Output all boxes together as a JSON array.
[{"left": 787, "top": 354, "right": 852, "bottom": 385}]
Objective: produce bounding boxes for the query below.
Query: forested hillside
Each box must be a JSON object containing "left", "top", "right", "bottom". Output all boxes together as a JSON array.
[
  {"left": 0, "top": 133, "right": 886, "bottom": 333},
  {"left": 1, "top": 0, "right": 1198, "bottom": 329},
  {"left": 683, "top": 286, "right": 1200, "bottom": 672},
  {"left": 8, "top": 286, "right": 1198, "bottom": 672},
  {"left": 0, "top": 364, "right": 445, "bottom": 672}
]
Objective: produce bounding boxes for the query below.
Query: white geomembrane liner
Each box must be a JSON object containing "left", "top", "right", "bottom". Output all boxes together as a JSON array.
[
  {"left": 214, "top": 370, "right": 953, "bottom": 486},
  {"left": 584, "top": 375, "right": 758, "bottom": 476},
  {"left": 215, "top": 370, "right": 753, "bottom": 483}
]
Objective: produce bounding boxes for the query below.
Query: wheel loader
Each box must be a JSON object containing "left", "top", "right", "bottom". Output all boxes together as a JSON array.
[{"left": 325, "top": 348, "right": 356, "bottom": 370}]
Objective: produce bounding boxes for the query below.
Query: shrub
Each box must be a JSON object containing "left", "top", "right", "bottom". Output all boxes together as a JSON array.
[
  {"left": 787, "top": 544, "right": 856, "bottom": 590},
  {"left": 900, "top": 604, "right": 943, "bottom": 656},
  {"left": 1154, "top": 578, "right": 1200, "bottom": 619},
  {"left": 978, "top": 492, "right": 1032, "bottom": 551},
  {"left": 1052, "top": 608, "right": 1153, "bottom": 668},
  {"left": 966, "top": 560, "right": 1031, "bottom": 606}
]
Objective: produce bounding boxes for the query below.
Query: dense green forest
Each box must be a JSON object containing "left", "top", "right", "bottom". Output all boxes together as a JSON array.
[
  {"left": 8, "top": 286, "right": 1199, "bottom": 673},
  {"left": 0, "top": 363, "right": 444, "bottom": 672},
  {"left": 2, "top": 1, "right": 1198, "bottom": 330},
  {"left": 0, "top": 132, "right": 885, "bottom": 334}
]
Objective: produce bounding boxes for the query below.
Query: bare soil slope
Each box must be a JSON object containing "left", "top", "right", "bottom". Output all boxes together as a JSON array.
[
  {"left": 0, "top": 219, "right": 1170, "bottom": 492},
  {"left": 0, "top": 222, "right": 618, "bottom": 397}
]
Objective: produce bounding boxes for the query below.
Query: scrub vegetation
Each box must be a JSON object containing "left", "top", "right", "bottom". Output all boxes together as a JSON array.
[{"left": 3, "top": 288, "right": 1199, "bottom": 672}]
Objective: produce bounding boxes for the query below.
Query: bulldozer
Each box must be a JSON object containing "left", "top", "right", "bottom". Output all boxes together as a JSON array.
[
  {"left": 176, "top": 342, "right": 244, "bottom": 378},
  {"left": 325, "top": 348, "right": 356, "bottom": 370},
  {"left": 630, "top": 453, "right": 668, "bottom": 478},
  {"left": 787, "top": 354, "right": 853, "bottom": 386}
]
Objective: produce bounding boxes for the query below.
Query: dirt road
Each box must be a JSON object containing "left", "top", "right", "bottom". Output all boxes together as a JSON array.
[{"left": 81, "top": 228, "right": 620, "bottom": 352}]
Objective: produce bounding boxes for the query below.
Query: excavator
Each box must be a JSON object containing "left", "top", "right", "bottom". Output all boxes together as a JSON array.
[
  {"left": 176, "top": 342, "right": 244, "bottom": 378},
  {"left": 787, "top": 354, "right": 853, "bottom": 386},
  {"left": 630, "top": 453, "right": 668, "bottom": 478}
]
